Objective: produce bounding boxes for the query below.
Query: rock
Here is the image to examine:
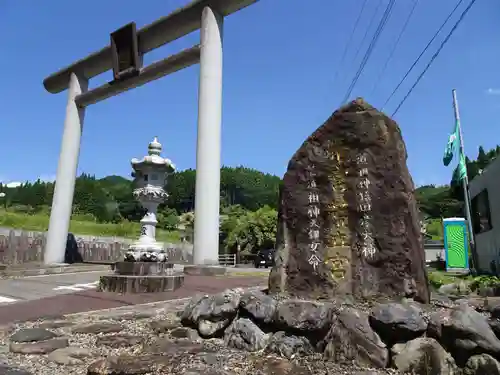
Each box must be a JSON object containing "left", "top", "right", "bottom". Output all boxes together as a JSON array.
[
  {"left": 47, "top": 346, "right": 92, "bottom": 365},
  {"left": 268, "top": 99, "right": 429, "bottom": 303},
  {"left": 391, "top": 337, "right": 457, "bottom": 374},
  {"left": 322, "top": 307, "right": 388, "bottom": 368},
  {"left": 265, "top": 331, "right": 314, "bottom": 359},
  {"left": 149, "top": 319, "right": 182, "bottom": 333},
  {"left": 463, "top": 354, "right": 500, "bottom": 375},
  {"left": 239, "top": 290, "right": 277, "bottom": 325},
  {"left": 369, "top": 301, "right": 427, "bottom": 345},
  {"left": 170, "top": 327, "right": 201, "bottom": 341},
  {"left": 143, "top": 338, "right": 209, "bottom": 355},
  {"left": 96, "top": 334, "right": 144, "bottom": 348},
  {"left": 490, "top": 319, "right": 500, "bottom": 339},
  {"left": 38, "top": 320, "right": 74, "bottom": 329},
  {"left": 10, "top": 328, "right": 57, "bottom": 343},
  {"left": 491, "top": 304, "right": 500, "bottom": 319},
  {"left": 0, "top": 364, "right": 34, "bottom": 375},
  {"left": 224, "top": 318, "right": 270, "bottom": 352},
  {"left": 9, "top": 337, "right": 69, "bottom": 354},
  {"left": 87, "top": 354, "right": 170, "bottom": 375},
  {"left": 428, "top": 304, "right": 500, "bottom": 364},
  {"left": 181, "top": 289, "right": 242, "bottom": 337},
  {"left": 273, "top": 299, "right": 335, "bottom": 338},
  {"left": 478, "top": 286, "right": 500, "bottom": 297},
  {"left": 254, "top": 357, "right": 312, "bottom": 375},
  {"left": 432, "top": 294, "right": 455, "bottom": 309},
  {"left": 71, "top": 322, "right": 124, "bottom": 334},
  {"left": 181, "top": 370, "right": 231, "bottom": 375},
  {"left": 438, "top": 282, "right": 470, "bottom": 296},
  {"left": 98, "top": 311, "right": 155, "bottom": 321},
  {"left": 198, "top": 353, "right": 219, "bottom": 366},
  {"left": 0, "top": 324, "right": 15, "bottom": 339}
]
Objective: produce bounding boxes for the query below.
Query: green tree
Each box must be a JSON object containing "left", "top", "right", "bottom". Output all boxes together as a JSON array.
[
  {"left": 73, "top": 174, "right": 121, "bottom": 223},
  {"left": 157, "top": 207, "right": 179, "bottom": 231},
  {"left": 223, "top": 206, "right": 277, "bottom": 256}
]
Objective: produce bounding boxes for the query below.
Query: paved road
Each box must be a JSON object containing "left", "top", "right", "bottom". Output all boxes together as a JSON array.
[
  {"left": 0, "top": 274, "right": 268, "bottom": 324},
  {"left": 0, "top": 265, "right": 268, "bottom": 305},
  {"left": 0, "top": 271, "right": 111, "bottom": 303}
]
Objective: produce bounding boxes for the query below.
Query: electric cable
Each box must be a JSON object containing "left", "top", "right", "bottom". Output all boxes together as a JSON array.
[
  {"left": 331, "top": 0, "right": 369, "bottom": 91},
  {"left": 340, "top": 0, "right": 396, "bottom": 105},
  {"left": 391, "top": 0, "right": 477, "bottom": 116},
  {"left": 349, "top": 0, "right": 383, "bottom": 74},
  {"left": 382, "top": 0, "right": 464, "bottom": 110},
  {"left": 370, "top": 0, "right": 420, "bottom": 96}
]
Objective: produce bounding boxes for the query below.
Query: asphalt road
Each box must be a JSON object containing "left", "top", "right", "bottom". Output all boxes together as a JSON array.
[
  {"left": 0, "top": 271, "right": 110, "bottom": 303},
  {"left": 0, "top": 265, "right": 268, "bottom": 305}
]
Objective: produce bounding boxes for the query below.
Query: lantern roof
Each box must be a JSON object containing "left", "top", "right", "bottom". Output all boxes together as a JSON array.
[{"left": 131, "top": 137, "right": 176, "bottom": 172}]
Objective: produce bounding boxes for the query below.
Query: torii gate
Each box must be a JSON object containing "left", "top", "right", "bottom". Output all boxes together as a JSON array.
[{"left": 42, "top": 0, "right": 259, "bottom": 265}]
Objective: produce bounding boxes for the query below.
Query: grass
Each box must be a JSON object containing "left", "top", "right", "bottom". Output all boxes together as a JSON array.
[
  {"left": 426, "top": 218, "right": 444, "bottom": 241},
  {"left": 0, "top": 210, "right": 181, "bottom": 243},
  {"left": 427, "top": 270, "right": 467, "bottom": 289},
  {"left": 428, "top": 269, "right": 500, "bottom": 292}
]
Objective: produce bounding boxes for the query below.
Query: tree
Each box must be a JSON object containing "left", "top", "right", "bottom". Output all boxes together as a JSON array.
[
  {"left": 157, "top": 207, "right": 179, "bottom": 231},
  {"left": 477, "top": 146, "right": 489, "bottom": 171},
  {"left": 72, "top": 174, "right": 121, "bottom": 223},
  {"left": 223, "top": 206, "right": 277, "bottom": 257}
]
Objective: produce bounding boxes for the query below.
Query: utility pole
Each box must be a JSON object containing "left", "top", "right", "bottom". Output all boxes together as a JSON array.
[{"left": 452, "top": 89, "right": 476, "bottom": 272}]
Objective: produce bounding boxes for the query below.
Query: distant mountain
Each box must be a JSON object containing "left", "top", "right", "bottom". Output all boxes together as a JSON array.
[{"left": 99, "top": 175, "right": 132, "bottom": 186}]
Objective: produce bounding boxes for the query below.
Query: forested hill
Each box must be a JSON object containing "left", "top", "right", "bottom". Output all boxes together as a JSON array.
[
  {"left": 0, "top": 145, "right": 498, "bottom": 226},
  {"left": 0, "top": 167, "right": 282, "bottom": 224},
  {"left": 417, "top": 145, "right": 499, "bottom": 219}
]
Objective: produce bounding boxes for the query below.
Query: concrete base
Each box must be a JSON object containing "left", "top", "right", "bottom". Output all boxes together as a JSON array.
[
  {"left": 183, "top": 265, "right": 227, "bottom": 276},
  {"left": 98, "top": 274, "right": 184, "bottom": 293},
  {"left": 113, "top": 262, "right": 174, "bottom": 276}
]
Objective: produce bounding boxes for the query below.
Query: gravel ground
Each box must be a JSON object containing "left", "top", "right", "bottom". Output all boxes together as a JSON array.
[{"left": 0, "top": 289, "right": 479, "bottom": 375}]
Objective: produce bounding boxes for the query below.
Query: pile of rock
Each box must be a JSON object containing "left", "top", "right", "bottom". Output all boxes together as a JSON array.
[{"left": 179, "top": 287, "right": 500, "bottom": 374}]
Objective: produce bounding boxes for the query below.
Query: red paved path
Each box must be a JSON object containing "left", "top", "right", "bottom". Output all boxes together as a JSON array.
[{"left": 0, "top": 275, "right": 266, "bottom": 324}]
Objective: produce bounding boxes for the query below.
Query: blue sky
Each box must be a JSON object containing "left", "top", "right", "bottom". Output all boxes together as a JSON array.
[{"left": 0, "top": 0, "right": 498, "bottom": 187}]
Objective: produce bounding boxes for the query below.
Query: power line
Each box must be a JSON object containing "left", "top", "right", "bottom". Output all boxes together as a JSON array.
[
  {"left": 349, "top": 0, "right": 383, "bottom": 73},
  {"left": 370, "top": 0, "right": 420, "bottom": 96},
  {"left": 391, "top": 0, "right": 477, "bottom": 116},
  {"left": 340, "top": 0, "right": 396, "bottom": 105},
  {"left": 382, "top": 0, "right": 464, "bottom": 110},
  {"left": 331, "top": 0, "right": 369, "bottom": 90}
]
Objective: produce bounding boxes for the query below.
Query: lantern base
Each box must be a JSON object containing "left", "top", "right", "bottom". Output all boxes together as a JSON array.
[
  {"left": 125, "top": 237, "right": 167, "bottom": 262},
  {"left": 98, "top": 274, "right": 184, "bottom": 293}
]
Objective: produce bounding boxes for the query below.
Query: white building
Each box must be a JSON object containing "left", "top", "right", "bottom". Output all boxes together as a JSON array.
[{"left": 469, "top": 156, "right": 500, "bottom": 274}]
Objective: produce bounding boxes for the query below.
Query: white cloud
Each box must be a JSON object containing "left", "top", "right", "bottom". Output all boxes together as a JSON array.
[
  {"left": 5, "top": 182, "right": 22, "bottom": 188},
  {"left": 486, "top": 88, "right": 500, "bottom": 95}
]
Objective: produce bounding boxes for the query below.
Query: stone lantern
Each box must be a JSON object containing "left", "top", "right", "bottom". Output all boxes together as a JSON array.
[{"left": 125, "top": 137, "right": 175, "bottom": 262}]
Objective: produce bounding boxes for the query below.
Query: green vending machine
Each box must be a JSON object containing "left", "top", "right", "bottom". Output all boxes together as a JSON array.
[{"left": 443, "top": 217, "right": 469, "bottom": 272}]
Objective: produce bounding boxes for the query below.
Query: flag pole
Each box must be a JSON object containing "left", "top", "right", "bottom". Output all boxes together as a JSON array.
[{"left": 451, "top": 89, "right": 476, "bottom": 271}]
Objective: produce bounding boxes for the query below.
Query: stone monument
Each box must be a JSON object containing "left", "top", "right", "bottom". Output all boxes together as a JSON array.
[
  {"left": 268, "top": 98, "right": 430, "bottom": 303},
  {"left": 99, "top": 137, "right": 184, "bottom": 293}
]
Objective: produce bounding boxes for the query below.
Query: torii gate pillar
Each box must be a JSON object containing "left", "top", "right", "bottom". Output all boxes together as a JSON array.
[{"left": 193, "top": 7, "right": 223, "bottom": 265}]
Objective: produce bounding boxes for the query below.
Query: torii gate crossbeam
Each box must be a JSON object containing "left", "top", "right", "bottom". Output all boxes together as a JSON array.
[{"left": 42, "top": 0, "right": 259, "bottom": 265}]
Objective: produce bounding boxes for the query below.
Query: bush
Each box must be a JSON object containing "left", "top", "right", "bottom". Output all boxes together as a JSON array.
[{"left": 469, "top": 275, "right": 500, "bottom": 291}]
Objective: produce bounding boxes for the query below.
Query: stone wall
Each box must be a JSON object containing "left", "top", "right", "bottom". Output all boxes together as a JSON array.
[{"left": 0, "top": 227, "right": 193, "bottom": 265}]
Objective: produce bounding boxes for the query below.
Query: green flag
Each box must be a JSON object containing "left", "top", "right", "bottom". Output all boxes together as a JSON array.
[
  {"left": 456, "top": 150, "right": 467, "bottom": 181},
  {"left": 444, "top": 119, "right": 467, "bottom": 181},
  {"left": 443, "top": 120, "right": 460, "bottom": 166}
]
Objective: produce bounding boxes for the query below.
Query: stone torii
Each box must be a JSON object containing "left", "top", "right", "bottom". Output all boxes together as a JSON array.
[{"left": 42, "top": 0, "right": 259, "bottom": 265}]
